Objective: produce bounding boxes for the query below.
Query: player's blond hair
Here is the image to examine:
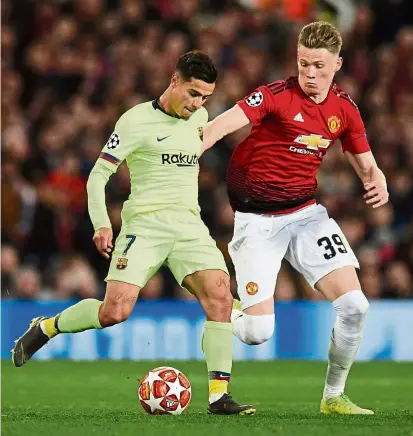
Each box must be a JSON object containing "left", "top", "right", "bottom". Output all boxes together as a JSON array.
[{"left": 298, "top": 21, "right": 342, "bottom": 54}]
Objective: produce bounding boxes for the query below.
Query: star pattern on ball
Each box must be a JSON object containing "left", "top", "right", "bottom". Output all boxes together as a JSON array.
[
  {"left": 166, "top": 379, "right": 187, "bottom": 397},
  {"left": 147, "top": 395, "right": 164, "bottom": 413},
  {"left": 165, "top": 377, "right": 189, "bottom": 414},
  {"left": 138, "top": 367, "right": 192, "bottom": 415},
  {"left": 145, "top": 370, "right": 162, "bottom": 384},
  {"left": 140, "top": 371, "right": 165, "bottom": 413}
]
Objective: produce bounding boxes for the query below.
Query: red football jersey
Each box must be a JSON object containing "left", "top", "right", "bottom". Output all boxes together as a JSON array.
[{"left": 227, "top": 76, "right": 370, "bottom": 215}]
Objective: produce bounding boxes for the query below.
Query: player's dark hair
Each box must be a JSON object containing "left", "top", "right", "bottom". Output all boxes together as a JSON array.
[{"left": 175, "top": 50, "right": 218, "bottom": 84}]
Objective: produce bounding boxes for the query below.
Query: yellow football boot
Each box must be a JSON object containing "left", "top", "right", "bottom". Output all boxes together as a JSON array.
[{"left": 320, "top": 394, "right": 374, "bottom": 415}]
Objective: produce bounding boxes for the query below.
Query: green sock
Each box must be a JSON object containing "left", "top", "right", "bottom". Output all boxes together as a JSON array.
[
  {"left": 202, "top": 321, "right": 233, "bottom": 399},
  {"left": 57, "top": 299, "right": 103, "bottom": 333}
]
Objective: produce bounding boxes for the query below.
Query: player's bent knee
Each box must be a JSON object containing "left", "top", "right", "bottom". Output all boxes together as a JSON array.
[
  {"left": 357, "top": 292, "right": 369, "bottom": 314},
  {"left": 101, "top": 281, "right": 139, "bottom": 327},
  {"left": 99, "top": 304, "right": 132, "bottom": 327},
  {"left": 99, "top": 310, "right": 130, "bottom": 327},
  {"left": 334, "top": 291, "right": 369, "bottom": 336},
  {"left": 242, "top": 313, "right": 275, "bottom": 345},
  {"left": 340, "top": 291, "right": 369, "bottom": 317},
  {"left": 354, "top": 297, "right": 369, "bottom": 317}
]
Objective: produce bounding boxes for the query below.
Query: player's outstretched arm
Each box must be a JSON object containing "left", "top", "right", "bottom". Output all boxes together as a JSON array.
[
  {"left": 201, "top": 105, "right": 250, "bottom": 155},
  {"left": 345, "top": 150, "right": 389, "bottom": 209},
  {"left": 87, "top": 161, "right": 115, "bottom": 258}
]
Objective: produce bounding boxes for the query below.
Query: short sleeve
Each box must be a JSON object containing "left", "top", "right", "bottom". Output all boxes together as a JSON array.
[
  {"left": 98, "top": 115, "right": 139, "bottom": 170},
  {"left": 237, "top": 86, "right": 277, "bottom": 125},
  {"left": 340, "top": 105, "right": 371, "bottom": 154}
]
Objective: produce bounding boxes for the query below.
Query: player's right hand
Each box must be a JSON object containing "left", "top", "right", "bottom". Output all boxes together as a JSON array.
[{"left": 93, "top": 227, "right": 113, "bottom": 259}]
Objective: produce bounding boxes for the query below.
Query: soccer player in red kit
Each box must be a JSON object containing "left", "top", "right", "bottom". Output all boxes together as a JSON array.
[{"left": 202, "top": 21, "right": 389, "bottom": 414}]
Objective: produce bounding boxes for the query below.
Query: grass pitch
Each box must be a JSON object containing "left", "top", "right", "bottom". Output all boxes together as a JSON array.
[{"left": 2, "top": 360, "right": 412, "bottom": 436}]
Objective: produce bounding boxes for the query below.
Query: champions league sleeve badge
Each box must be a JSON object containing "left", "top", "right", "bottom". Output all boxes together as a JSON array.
[
  {"left": 246, "top": 91, "right": 264, "bottom": 107},
  {"left": 106, "top": 132, "right": 120, "bottom": 150}
]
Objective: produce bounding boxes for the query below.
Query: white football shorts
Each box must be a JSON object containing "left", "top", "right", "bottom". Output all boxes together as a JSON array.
[{"left": 228, "top": 204, "right": 359, "bottom": 310}]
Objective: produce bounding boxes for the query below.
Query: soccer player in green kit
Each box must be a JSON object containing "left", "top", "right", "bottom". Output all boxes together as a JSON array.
[{"left": 12, "top": 51, "right": 255, "bottom": 415}]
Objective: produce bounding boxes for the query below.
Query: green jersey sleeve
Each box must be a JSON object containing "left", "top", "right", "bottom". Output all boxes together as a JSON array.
[
  {"left": 86, "top": 161, "right": 113, "bottom": 230},
  {"left": 98, "top": 113, "right": 140, "bottom": 171},
  {"left": 87, "top": 110, "right": 141, "bottom": 230}
]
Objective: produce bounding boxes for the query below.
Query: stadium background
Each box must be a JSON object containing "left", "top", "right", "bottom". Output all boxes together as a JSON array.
[{"left": 1, "top": 0, "right": 413, "bottom": 361}]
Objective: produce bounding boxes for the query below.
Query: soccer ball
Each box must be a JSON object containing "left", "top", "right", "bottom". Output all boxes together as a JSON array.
[{"left": 138, "top": 366, "right": 192, "bottom": 415}]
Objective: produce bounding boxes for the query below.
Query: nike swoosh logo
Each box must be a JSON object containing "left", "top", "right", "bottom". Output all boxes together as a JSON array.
[
  {"left": 216, "top": 374, "right": 231, "bottom": 380},
  {"left": 157, "top": 136, "right": 171, "bottom": 142}
]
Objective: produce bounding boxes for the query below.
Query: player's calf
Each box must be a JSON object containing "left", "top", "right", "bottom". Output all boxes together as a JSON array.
[
  {"left": 184, "top": 270, "right": 256, "bottom": 412},
  {"left": 323, "top": 290, "right": 369, "bottom": 400},
  {"left": 201, "top": 291, "right": 233, "bottom": 322}
]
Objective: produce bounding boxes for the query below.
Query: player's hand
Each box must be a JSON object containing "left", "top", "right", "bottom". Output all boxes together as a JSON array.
[
  {"left": 93, "top": 227, "right": 113, "bottom": 259},
  {"left": 363, "top": 181, "right": 389, "bottom": 208}
]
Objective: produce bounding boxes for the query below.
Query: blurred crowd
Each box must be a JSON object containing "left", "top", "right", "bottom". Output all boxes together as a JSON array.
[{"left": 2, "top": 0, "right": 413, "bottom": 302}]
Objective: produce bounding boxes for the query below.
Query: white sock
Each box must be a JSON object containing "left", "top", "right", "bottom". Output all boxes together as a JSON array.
[
  {"left": 230, "top": 305, "right": 243, "bottom": 325},
  {"left": 323, "top": 290, "right": 369, "bottom": 400},
  {"left": 209, "top": 393, "right": 225, "bottom": 404},
  {"left": 40, "top": 320, "right": 48, "bottom": 336},
  {"left": 232, "top": 313, "right": 275, "bottom": 345}
]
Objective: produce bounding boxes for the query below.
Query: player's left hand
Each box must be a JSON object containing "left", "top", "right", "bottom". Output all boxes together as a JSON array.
[
  {"left": 93, "top": 227, "right": 113, "bottom": 259},
  {"left": 363, "top": 181, "right": 389, "bottom": 208}
]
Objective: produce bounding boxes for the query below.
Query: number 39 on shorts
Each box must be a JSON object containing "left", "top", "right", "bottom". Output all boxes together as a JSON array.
[{"left": 317, "top": 234, "right": 348, "bottom": 260}]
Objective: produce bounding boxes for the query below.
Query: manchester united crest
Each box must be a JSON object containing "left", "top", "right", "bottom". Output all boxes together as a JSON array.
[
  {"left": 328, "top": 115, "right": 341, "bottom": 134},
  {"left": 246, "top": 282, "right": 259, "bottom": 296},
  {"left": 198, "top": 127, "right": 203, "bottom": 141}
]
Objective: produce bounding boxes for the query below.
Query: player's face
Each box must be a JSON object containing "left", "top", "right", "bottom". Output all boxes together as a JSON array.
[
  {"left": 297, "top": 45, "right": 342, "bottom": 97},
  {"left": 171, "top": 74, "right": 215, "bottom": 119}
]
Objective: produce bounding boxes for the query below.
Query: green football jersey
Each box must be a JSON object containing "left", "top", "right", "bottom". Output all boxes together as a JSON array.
[{"left": 98, "top": 100, "right": 207, "bottom": 221}]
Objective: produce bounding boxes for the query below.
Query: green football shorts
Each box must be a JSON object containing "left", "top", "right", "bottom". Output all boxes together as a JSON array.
[{"left": 106, "top": 208, "right": 228, "bottom": 288}]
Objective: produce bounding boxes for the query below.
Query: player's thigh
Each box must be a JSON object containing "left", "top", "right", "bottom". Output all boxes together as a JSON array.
[
  {"left": 229, "top": 212, "right": 290, "bottom": 312},
  {"left": 286, "top": 206, "right": 360, "bottom": 300},
  {"left": 315, "top": 265, "right": 361, "bottom": 302},
  {"left": 165, "top": 214, "right": 229, "bottom": 288},
  {"left": 107, "top": 215, "right": 173, "bottom": 289}
]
